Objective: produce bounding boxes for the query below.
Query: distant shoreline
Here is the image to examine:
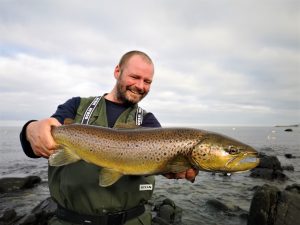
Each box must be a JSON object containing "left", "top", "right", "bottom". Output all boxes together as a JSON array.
[{"left": 275, "top": 124, "right": 299, "bottom": 128}]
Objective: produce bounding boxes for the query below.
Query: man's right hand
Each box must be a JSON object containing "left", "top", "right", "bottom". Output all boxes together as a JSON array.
[{"left": 26, "top": 118, "right": 61, "bottom": 158}]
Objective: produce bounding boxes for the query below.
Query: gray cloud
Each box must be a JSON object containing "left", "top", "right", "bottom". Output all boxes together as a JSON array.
[{"left": 0, "top": 0, "right": 299, "bottom": 126}]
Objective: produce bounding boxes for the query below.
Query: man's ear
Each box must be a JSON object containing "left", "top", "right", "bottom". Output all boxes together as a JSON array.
[{"left": 114, "top": 65, "right": 121, "bottom": 79}]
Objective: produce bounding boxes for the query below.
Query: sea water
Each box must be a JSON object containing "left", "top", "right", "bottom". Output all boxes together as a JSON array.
[{"left": 0, "top": 126, "right": 299, "bottom": 225}]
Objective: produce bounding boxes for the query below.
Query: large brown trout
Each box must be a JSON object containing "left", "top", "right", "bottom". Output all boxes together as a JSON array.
[{"left": 49, "top": 124, "right": 259, "bottom": 187}]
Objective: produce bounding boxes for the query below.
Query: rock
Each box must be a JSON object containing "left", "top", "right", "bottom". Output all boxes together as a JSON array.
[
  {"left": 257, "top": 154, "right": 282, "bottom": 170},
  {"left": 250, "top": 154, "right": 288, "bottom": 181},
  {"left": 206, "top": 199, "right": 248, "bottom": 218},
  {"left": 0, "top": 209, "right": 16, "bottom": 222},
  {"left": 284, "top": 128, "right": 293, "bottom": 132},
  {"left": 285, "top": 183, "right": 300, "bottom": 194},
  {"left": 247, "top": 183, "right": 300, "bottom": 225},
  {"left": 0, "top": 176, "right": 41, "bottom": 193},
  {"left": 284, "top": 153, "right": 296, "bottom": 159},
  {"left": 281, "top": 165, "right": 294, "bottom": 171},
  {"left": 17, "top": 197, "right": 57, "bottom": 225},
  {"left": 207, "top": 199, "right": 241, "bottom": 212},
  {"left": 0, "top": 208, "right": 22, "bottom": 225},
  {"left": 250, "top": 168, "right": 288, "bottom": 181},
  {"left": 247, "top": 184, "right": 279, "bottom": 225},
  {"left": 274, "top": 190, "right": 300, "bottom": 225}
]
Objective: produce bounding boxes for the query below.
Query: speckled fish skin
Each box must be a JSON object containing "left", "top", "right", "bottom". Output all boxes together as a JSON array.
[{"left": 50, "top": 124, "right": 260, "bottom": 177}]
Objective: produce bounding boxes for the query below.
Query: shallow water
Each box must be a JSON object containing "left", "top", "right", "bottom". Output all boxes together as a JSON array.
[{"left": 0, "top": 126, "right": 299, "bottom": 225}]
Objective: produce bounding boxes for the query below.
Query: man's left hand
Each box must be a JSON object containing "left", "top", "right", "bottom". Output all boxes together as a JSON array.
[{"left": 163, "top": 168, "right": 199, "bottom": 183}]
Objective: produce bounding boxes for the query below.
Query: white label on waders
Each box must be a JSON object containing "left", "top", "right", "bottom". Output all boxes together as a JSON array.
[{"left": 139, "top": 184, "right": 153, "bottom": 191}]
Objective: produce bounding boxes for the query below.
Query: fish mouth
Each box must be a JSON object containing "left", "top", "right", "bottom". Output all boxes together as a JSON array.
[
  {"left": 239, "top": 156, "right": 259, "bottom": 164},
  {"left": 225, "top": 153, "right": 260, "bottom": 171}
]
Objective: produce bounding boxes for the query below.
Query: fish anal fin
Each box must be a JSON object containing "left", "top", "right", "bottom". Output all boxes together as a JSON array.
[
  {"left": 166, "top": 155, "right": 192, "bottom": 173},
  {"left": 99, "top": 168, "right": 123, "bottom": 187},
  {"left": 49, "top": 148, "right": 81, "bottom": 166}
]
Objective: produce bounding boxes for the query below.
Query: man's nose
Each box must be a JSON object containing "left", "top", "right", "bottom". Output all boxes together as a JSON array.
[{"left": 135, "top": 80, "right": 144, "bottom": 91}]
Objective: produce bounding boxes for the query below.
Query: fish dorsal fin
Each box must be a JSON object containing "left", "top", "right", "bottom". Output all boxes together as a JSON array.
[
  {"left": 166, "top": 155, "right": 192, "bottom": 173},
  {"left": 49, "top": 148, "right": 81, "bottom": 166},
  {"left": 64, "top": 118, "right": 75, "bottom": 125},
  {"left": 113, "top": 122, "right": 140, "bottom": 129},
  {"left": 99, "top": 168, "right": 123, "bottom": 187}
]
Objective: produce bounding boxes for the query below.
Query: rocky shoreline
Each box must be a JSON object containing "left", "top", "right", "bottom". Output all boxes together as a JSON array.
[{"left": 0, "top": 153, "right": 299, "bottom": 225}]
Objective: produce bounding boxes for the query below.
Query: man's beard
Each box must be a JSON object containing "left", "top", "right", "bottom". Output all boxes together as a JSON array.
[{"left": 116, "top": 81, "right": 147, "bottom": 105}]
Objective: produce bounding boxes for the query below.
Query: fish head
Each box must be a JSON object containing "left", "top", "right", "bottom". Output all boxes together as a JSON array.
[{"left": 190, "top": 133, "right": 260, "bottom": 173}]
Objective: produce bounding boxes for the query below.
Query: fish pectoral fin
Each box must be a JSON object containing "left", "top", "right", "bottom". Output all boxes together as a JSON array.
[
  {"left": 49, "top": 148, "right": 81, "bottom": 166},
  {"left": 99, "top": 168, "right": 123, "bottom": 187},
  {"left": 166, "top": 155, "right": 192, "bottom": 173}
]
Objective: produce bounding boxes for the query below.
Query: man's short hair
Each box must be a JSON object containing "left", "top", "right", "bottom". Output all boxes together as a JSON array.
[{"left": 118, "top": 50, "right": 153, "bottom": 70}]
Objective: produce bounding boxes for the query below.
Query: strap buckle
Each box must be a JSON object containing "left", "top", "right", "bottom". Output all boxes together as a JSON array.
[{"left": 109, "top": 211, "right": 127, "bottom": 225}]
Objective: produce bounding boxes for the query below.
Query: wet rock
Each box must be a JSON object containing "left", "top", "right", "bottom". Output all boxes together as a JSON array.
[
  {"left": 0, "top": 209, "right": 16, "bottom": 222},
  {"left": 250, "top": 168, "right": 288, "bottom": 181},
  {"left": 257, "top": 154, "right": 282, "bottom": 170},
  {"left": 250, "top": 154, "right": 288, "bottom": 181},
  {"left": 247, "top": 184, "right": 279, "bottom": 225},
  {"left": 17, "top": 197, "right": 57, "bottom": 225},
  {"left": 285, "top": 183, "right": 300, "bottom": 194},
  {"left": 0, "top": 208, "right": 24, "bottom": 225},
  {"left": 247, "top": 183, "right": 300, "bottom": 225},
  {"left": 284, "top": 153, "right": 296, "bottom": 159},
  {"left": 0, "top": 176, "right": 41, "bottom": 193},
  {"left": 284, "top": 128, "right": 293, "bottom": 132},
  {"left": 206, "top": 199, "right": 248, "bottom": 218},
  {"left": 281, "top": 165, "right": 294, "bottom": 171}
]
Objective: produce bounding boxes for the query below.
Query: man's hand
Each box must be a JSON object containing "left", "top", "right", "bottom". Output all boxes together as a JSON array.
[
  {"left": 163, "top": 168, "right": 199, "bottom": 183},
  {"left": 26, "top": 118, "right": 61, "bottom": 158}
]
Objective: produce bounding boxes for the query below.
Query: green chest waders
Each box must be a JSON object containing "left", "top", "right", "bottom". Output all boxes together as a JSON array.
[{"left": 48, "top": 96, "right": 155, "bottom": 225}]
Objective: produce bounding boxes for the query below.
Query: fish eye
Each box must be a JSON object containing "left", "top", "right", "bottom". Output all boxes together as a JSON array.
[{"left": 226, "top": 146, "right": 240, "bottom": 155}]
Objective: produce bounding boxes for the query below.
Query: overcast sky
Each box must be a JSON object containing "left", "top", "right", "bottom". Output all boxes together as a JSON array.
[{"left": 0, "top": 0, "right": 299, "bottom": 126}]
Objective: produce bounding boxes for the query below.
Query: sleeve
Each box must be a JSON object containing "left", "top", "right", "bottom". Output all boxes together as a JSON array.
[
  {"left": 19, "top": 120, "right": 39, "bottom": 158},
  {"left": 51, "top": 97, "right": 81, "bottom": 124},
  {"left": 141, "top": 113, "right": 161, "bottom": 128},
  {"left": 19, "top": 97, "right": 81, "bottom": 158}
]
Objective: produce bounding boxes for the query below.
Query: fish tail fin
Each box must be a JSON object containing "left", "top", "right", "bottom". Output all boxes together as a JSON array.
[
  {"left": 49, "top": 148, "right": 81, "bottom": 166},
  {"left": 99, "top": 168, "right": 123, "bottom": 187}
]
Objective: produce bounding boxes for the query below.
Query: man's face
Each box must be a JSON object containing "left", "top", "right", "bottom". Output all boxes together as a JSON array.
[{"left": 115, "top": 55, "right": 154, "bottom": 104}]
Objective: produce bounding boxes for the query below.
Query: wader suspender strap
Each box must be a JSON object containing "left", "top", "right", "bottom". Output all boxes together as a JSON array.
[
  {"left": 136, "top": 107, "right": 144, "bottom": 126},
  {"left": 81, "top": 96, "right": 102, "bottom": 125},
  {"left": 81, "top": 96, "right": 144, "bottom": 126}
]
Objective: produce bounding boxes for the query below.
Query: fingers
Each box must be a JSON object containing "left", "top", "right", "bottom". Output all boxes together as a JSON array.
[
  {"left": 163, "top": 168, "right": 199, "bottom": 182},
  {"left": 26, "top": 118, "right": 61, "bottom": 158},
  {"left": 186, "top": 168, "right": 199, "bottom": 182}
]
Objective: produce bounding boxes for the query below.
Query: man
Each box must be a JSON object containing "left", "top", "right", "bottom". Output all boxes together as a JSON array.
[{"left": 20, "top": 50, "right": 198, "bottom": 225}]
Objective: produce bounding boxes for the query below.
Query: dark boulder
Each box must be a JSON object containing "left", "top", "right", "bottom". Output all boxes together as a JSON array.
[
  {"left": 284, "top": 153, "right": 296, "bottom": 159},
  {"left": 250, "top": 168, "right": 288, "bottom": 181},
  {"left": 0, "top": 208, "right": 21, "bottom": 225},
  {"left": 247, "top": 183, "right": 300, "bottom": 225},
  {"left": 206, "top": 199, "right": 248, "bottom": 219},
  {"left": 0, "top": 176, "right": 41, "bottom": 193},
  {"left": 257, "top": 154, "right": 282, "bottom": 170},
  {"left": 17, "top": 197, "right": 57, "bottom": 225},
  {"left": 250, "top": 154, "right": 288, "bottom": 181},
  {"left": 0, "top": 197, "right": 57, "bottom": 225}
]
